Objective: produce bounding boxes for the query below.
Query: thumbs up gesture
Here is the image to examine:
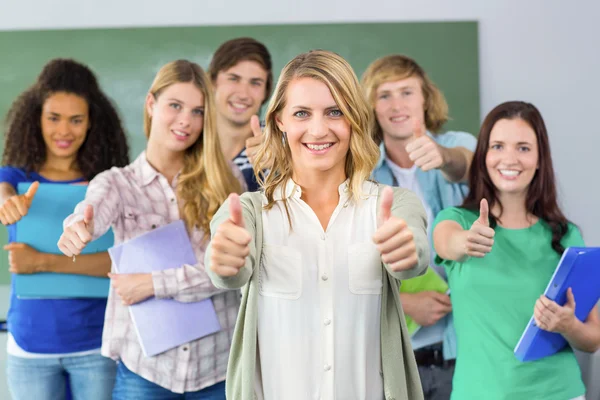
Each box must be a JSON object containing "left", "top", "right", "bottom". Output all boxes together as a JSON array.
[
  {"left": 209, "top": 194, "right": 252, "bottom": 277},
  {"left": 0, "top": 181, "right": 39, "bottom": 225},
  {"left": 372, "top": 186, "right": 418, "bottom": 272},
  {"left": 58, "top": 205, "right": 95, "bottom": 257},
  {"left": 405, "top": 119, "right": 446, "bottom": 171},
  {"left": 245, "top": 115, "right": 264, "bottom": 165},
  {"left": 464, "top": 199, "right": 495, "bottom": 258}
]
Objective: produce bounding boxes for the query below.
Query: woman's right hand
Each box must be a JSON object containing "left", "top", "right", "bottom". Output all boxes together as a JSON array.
[
  {"left": 464, "top": 199, "right": 495, "bottom": 258},
  {"left": 0, "top": 181, "right": 39, "bottom": 225},
  {"left": 58, "top": 205, "right": 95, "bottom": 257},
  {"left": 210, "top": 194, "right": 251, "bottom": 277}
]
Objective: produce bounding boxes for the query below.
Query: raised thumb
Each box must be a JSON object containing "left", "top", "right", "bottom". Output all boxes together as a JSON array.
[
  {"left": 378, "top": 186, "right": 394, "bottom": 226},
  {"left": 250, "top": 115, "right": 262, "bottom": 137},
  {"left": 228, "top": 193, "right": 244, "bottom": 227},
  {"left": 478, "top": 198, "right": 489, "bottom": 226},
  {"left": 83, "top": 204, "right": 94, "bottom": 226}
]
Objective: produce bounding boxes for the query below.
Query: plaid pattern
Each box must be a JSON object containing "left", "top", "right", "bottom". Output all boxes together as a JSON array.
[{"left": 64, "top": 152, "right": 243, "bottom": 393}]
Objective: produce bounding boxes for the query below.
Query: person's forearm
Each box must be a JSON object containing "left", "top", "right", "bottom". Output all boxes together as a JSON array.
[
  {"left": 434, "top": 225, "right": 469, "bottom": 262},
  {"left": 563, "top": 318, "right": 600, "bottom": 353},
  {"left": 41, "top": 252, "right": 111, "bottom": 277},
  {"left": 440, "top": 146, "right": 473, "bottom": 183},
  {"left": 400, "top": 292, "right": 419, "bottom": 319}
]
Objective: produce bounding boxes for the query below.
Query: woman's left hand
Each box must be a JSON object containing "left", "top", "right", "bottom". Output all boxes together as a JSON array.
[
  {"left": 534, "top": 287, "right": 577, "bottom": 334},
  {"left": 108, "top": 273, "right": 155, "bottom": 306}
]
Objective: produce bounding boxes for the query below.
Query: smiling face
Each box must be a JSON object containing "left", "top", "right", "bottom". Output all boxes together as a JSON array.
[
  {"left": 214, "top": 60, "right": 268, "bottom": 128},
  {"left": 486, "top": 118, "right": 539, "bottom": 197},
  {"left": 40, "top": 92, "right": 90, "bottom": 161},
  {"left": 145, "top": 81, "right": 205, "bottom": 154},
  {"left": 276, "top": 77, "right": 351, "bottom": 180},
  {"left": 374, "top": 76, "right": 426, "bottom": 141}
]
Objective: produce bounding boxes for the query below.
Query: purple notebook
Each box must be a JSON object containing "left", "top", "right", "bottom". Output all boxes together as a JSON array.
[{"left": 108, "top": 220, "right": 221, "bottom": 357}]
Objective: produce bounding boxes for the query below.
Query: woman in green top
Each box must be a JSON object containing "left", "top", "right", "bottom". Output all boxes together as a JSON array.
[{"left": 432, "top": 101, "right": 600, "bottom": 400}]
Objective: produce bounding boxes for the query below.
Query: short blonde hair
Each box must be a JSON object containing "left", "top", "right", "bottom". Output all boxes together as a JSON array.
[
  {"left": 254, "top": 50, "right": 379, "bottom": 210},
  {"left": 361, "top": 54, "right": 449, "bottom": 142},
  {"left": 144, "top": 60, "right": 242, "bottom": 237}
]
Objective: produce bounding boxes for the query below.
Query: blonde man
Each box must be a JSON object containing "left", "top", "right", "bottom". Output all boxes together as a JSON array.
[{"left": 362, "top": 54, "right": 476, "bottom": 400}]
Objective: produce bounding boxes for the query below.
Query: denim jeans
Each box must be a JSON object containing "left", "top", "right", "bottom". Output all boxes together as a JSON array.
[
  {"left": 112, "top": 361, "right": 226, "bottom": 400},
  {"left": 6, "top": 353, "right": 117, "bottom": 400}
]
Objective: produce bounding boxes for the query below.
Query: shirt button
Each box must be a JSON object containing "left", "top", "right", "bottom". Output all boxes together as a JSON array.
[
  {"left": 170, "top": 198, "right": 175, "bottom": 202},
  {"left": 321, "top": 274, "right": 328, "bottom": 281},
  {"left": 182, "top": 346, "right": 188, "bottom": 351},
  {"left": 320, "top": 233, "right": 326, "bottom": 240},
  {"left": 324, "top": 364, "right": 331, "bottom": 371},
  {"left": 151, "top": 224, "right": 157, "bottom": 229},
  {"left": 324, "top": 318, "right": 331, "bottom": 326}
]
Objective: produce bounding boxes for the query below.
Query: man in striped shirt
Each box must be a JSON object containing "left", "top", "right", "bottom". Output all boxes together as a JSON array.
[{"left": 209, "top": 37, "right": 273, "bottom": 192}]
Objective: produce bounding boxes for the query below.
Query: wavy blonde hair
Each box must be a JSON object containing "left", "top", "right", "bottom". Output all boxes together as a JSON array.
[
  {"left": 253, "top": 50, "right": 379, "bottom": 210},
  {"left": 361, "top": 54, "right": 449, "bottom": 143},
  {"left": 144, "top": 60, "right": 242, "bottom": 237}
]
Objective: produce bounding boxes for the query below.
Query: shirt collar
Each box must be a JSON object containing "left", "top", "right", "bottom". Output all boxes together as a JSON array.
[
  {"left": 272, "top": 178, "right": 350, "bottom": 201},
  {"left": 134, "top": 151, "right": 181, "bottom": 187}
]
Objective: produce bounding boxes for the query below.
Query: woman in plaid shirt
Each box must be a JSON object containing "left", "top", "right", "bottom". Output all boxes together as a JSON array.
[{"left": 59, "top": 60, "right": 245, "bottom": 399}]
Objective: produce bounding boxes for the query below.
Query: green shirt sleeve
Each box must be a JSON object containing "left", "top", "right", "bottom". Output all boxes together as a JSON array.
[
  {"left": 561, "top": 223, "right": 585, "bottom": 247},
  {"left": 432, "top": 207, "right": 475, "bottom": 270}
]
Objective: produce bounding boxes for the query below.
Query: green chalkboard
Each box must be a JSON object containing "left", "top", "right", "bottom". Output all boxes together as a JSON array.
[{"left": 0, "top": 21, "right": 479, "bottom": 284}]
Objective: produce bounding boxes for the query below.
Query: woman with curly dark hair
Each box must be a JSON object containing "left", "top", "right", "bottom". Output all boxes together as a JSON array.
[{"left": 0, "top": 58, "right": 129, "bottom": 400}]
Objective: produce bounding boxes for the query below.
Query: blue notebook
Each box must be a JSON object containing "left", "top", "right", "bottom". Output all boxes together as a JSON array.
[
  {"left": 514, "top": 247, "right": 600, "bottom": 362},
  {"left": 14, "top": 182, "right": 113, "bottom": 298},
  {"left": 108, "top": 220, "right": 221, "bottom": 357}
]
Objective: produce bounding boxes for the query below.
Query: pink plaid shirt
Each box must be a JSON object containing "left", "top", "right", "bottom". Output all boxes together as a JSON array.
[{"left": 64, "top": 152, "right": 245, "bottom": 393}]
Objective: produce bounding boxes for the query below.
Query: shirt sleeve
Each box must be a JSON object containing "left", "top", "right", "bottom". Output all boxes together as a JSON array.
[
  {"left": 561, "top": 223, "right": 586, "bottom": 248},
  {"left": 432, "top": 207, "right": 472, "bottom": 270},
  {"left": 436, "top": 131, "right": 478, "bottom": 152},
  {"left": 0, "top": 166, "right": 27, "bottom": 190}
]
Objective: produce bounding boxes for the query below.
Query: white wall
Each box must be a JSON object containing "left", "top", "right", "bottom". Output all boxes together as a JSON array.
[{"left": 1, "top": 0, "right": 599, "bottom": 396}]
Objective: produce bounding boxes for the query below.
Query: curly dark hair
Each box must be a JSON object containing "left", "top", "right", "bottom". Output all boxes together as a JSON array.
[{"left": 2, "top": 58, "right": 130, "bottom": 179}]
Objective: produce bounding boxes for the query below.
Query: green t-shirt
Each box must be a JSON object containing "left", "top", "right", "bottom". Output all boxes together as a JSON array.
[{"left": 434, "top": 207, "right": 586, "bottom": 400}]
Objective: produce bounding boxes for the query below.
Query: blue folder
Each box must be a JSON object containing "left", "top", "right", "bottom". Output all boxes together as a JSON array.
[
  {"left": 13, "top": 182, "right": 113, "bottom": 298},
  {"left": 514, "top": 247, "right": 600, "bottom": 362}
]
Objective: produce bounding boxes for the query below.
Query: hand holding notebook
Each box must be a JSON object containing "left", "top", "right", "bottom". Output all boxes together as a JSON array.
[
  {"left": 514, "top": 247, "right": 600, "bottom": 362},
  {"left": 108, "top": 219, "right": 221, "bottom": 357}
]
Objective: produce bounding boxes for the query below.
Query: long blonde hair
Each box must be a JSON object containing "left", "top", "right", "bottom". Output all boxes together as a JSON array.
[
  {"left": 144, "top": 60, "right": 242, "bottom": 237},
  {"left": 361, "top": 54, "right": 449, "bottom": 143},
  {"left": 254, "top": 50, "right": 379, "bottom": 210}
]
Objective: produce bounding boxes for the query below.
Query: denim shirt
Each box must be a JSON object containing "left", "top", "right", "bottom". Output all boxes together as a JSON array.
[{"left": 372, "top": 130, "right": 477, "bottom": 359}]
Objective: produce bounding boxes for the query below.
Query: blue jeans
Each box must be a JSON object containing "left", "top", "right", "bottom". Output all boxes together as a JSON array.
[
  {"left": 112, "top": 361, "right": 226, "bottom": 399},
  {"left": 6, "top": 353, "right": 117, "bottom": 400}
]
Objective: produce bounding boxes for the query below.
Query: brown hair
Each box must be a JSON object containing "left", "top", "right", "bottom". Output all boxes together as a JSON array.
[
  {"left": 462, "top": 101, "right": 571, "bottom": 254},
  {"left": 144, "top": 60, "right": 242, "bottom": 237},
  {"left": 361, "top": 54, "right": 449, "bottom": 142},
  {"left": 208, "top": 37, "right": 273, "bottom": 105}
]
